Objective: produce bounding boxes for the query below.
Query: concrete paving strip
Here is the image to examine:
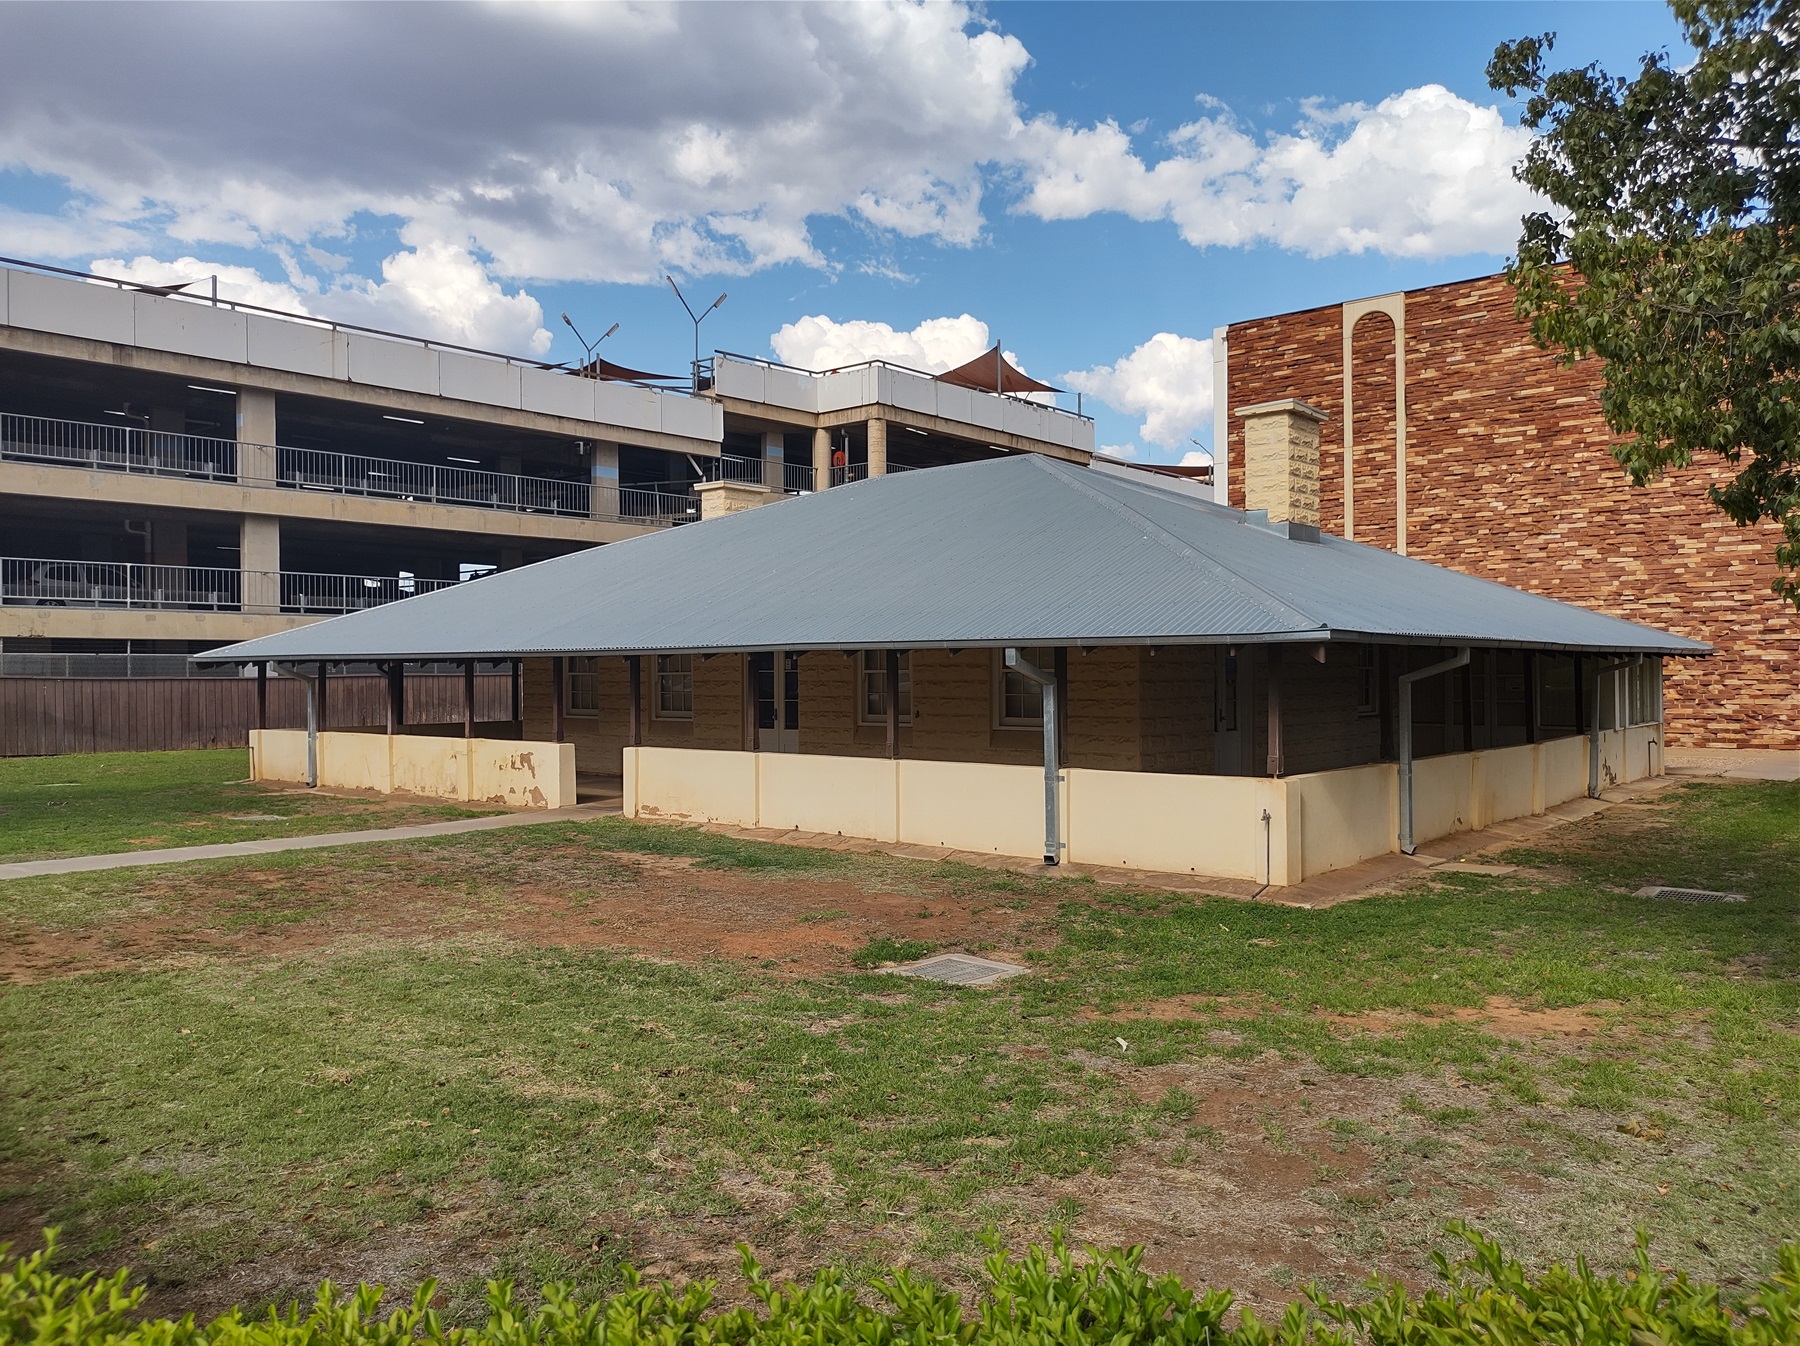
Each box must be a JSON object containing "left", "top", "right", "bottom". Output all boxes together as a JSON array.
[{"left": 0, "top": 804, "right": 621, "bottom": 882}]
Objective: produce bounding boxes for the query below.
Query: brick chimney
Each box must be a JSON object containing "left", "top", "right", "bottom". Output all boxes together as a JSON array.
[
  {"left": 694, "top": 478, "right": 779, "bottom": 521},
  {"left": 1236, "top": 398, "right": 1328, "bottom": 532}
]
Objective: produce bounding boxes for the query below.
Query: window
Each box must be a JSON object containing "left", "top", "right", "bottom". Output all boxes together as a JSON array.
[
  {"left": 997, "top": 648, "right": 1050, "bottom": 727},
  {"left": 1356, "top": 646, "right": 1380, "bottom": 716},
  {"left": 1628, "top": 658, "right": 1660, "bottom": 726},
  {"left": 567, "top": 656, "right": 600, "bottom": 715},
  {"left": 858, "top": 650, "right": 912, "bottom": 725},
  {"left": 655, "top": 653, "right": 693, "bottom": 720}
]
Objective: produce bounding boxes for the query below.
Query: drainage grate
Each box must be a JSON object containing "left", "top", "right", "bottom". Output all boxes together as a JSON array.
[
  {"left": 1634, "top": 886, "right": 1749, "bottom": 904},
  {"left": 893, "top": 953, "right": 1029, "bottom": 986}
]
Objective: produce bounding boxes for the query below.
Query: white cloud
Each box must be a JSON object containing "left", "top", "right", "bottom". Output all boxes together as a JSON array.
[
  {"left": 91, "top": 243, "right": 552, "bottom": 356},
  {"left": 1064, "top": 333, "right": 1214, "bottom": 450},
  {"left": 1178, "top": 449, "right": 1213, "bottom": 468},
  {"left": 1018, "top": 85, "right": 1537, "bottom": 258},
  {"left": 771, "top": 313, "right": 994, "bottom": 373},
  {"left": 0, "top": 2, "right": 1028, "bottom": 285}
]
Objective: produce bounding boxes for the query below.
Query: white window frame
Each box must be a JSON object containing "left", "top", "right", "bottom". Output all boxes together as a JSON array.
[
  {"left": 857, "top": 650, "right": 912, "bottom": 726},
  {"left": 566, "top": 655, "right": 600, "bottom": 716},
  {"left": 994, "top": 647, "right": 1049, "bottom": 729},
  {"left": 654, "top": 653, "right": 693, "bottom": 721}
]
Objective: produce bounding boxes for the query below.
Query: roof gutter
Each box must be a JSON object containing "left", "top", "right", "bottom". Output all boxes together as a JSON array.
[
  {"left": 1005, "top": 648, "right": 1062, "bottom": 867},
  {"left": 1397, "top": 647, "right": 1470, "bottom": 855}
]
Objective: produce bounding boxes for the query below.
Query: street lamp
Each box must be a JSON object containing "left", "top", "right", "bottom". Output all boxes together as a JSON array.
[
  {"left": 665, "top": 276, "right": 726, "bottom": 393},
  {"left": 560, "top": 313, "right": 619, "bottom": 375}
]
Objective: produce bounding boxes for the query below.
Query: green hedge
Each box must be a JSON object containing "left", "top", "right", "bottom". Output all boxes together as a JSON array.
[{"left": 4, "top": 1226, "right": 1797, "bottom": 1345}]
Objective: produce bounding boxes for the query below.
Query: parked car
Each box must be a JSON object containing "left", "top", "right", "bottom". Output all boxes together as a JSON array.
[{"left": 2, "top": 561, "right": 133, "bottom": 606}]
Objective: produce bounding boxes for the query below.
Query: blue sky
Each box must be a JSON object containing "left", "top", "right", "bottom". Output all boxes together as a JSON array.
[{"left": 0, "top": 2, "right": 1688, "bottom": 460}]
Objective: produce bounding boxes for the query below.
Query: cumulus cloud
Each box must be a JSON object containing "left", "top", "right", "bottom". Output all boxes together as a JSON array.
[
  {"left": 1064, "top": 333, "right": 1214, "bottom": 450},
  {"left": 0, "top": 2, "right": 1026, "bottom": 285},
  {"left": 92, "top": 243, "right": 552, "bottom": 355},
  {"left": 771, "top": 313, "right": 994, "bottom": 373},
  {"left": 1018, "top": 85, "right": 1538, "bottom": 258}
]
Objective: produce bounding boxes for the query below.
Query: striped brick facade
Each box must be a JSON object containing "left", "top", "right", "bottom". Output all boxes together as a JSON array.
[{"left": 1222, "top": 273, "right": 1798, "bottom": 749}]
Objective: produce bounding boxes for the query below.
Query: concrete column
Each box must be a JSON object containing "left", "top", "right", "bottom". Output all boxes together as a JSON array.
[
  {"left": 762, "top": 430, "right": 785, "bottom": 491},
  {"left": 812, "top": 426, "right": 831, "bottom": 489},
  {"left": 1237, "top": 398, "right": 1327, "bottom": 531},
  {"left": 867, "top": 417, "right": 887, "bottom": 478},
  {"left": 588, "top": 441, "right": 620, "bottom": 519},
  {"left": 236, "top": 388, "right": 277, "bottom": 484},
  {"left": 240, "top": 515, "right": 281, "bottom": 613}
]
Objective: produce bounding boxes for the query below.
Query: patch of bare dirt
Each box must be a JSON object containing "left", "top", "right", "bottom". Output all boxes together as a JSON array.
[
  {"left": 1323, "top": 997, "right": 1615, "bottom": 1040},
  {"left": 0, "top": 846, "right": 1051, "bottom": 985}
]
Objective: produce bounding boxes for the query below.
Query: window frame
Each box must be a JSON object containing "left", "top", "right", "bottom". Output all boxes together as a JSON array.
[
  {"left": 856, "top": 650, "right": 912, "bottom": 727},
  {"left": 994, "top": 648, "right": 1049, "bottom": 729},
  {"left": 654, "top": 652, "right": 694, "bottom": 721},
  {"left": 566, "top": 655, "right": 601, "bottom": 717},
  {"left": 1356, "top": 645, "right": 1380, "bottom": 717}
]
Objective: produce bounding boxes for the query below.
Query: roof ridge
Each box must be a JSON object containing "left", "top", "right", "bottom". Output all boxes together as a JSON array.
[{"left": 1038, "top": 458, "right": 1322, "bottom": 631}]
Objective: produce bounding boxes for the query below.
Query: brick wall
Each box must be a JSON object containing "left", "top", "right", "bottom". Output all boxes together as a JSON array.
[{"left": 1225, "top": 275, "right": 1798, "bottom": 748}]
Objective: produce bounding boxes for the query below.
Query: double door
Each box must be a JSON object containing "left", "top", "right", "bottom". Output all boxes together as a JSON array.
[{"left": 750, "top": 651, "right": 801, "bottom": 752}]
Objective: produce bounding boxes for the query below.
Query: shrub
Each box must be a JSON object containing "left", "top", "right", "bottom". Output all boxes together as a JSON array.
[{"left": 3, "top": 1226, "right": 1797, "bottom": 1345}]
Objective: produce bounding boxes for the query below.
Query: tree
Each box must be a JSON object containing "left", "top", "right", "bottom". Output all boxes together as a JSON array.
[{"left": 1488, "top": 0, "right": 1800, "bottom": 605}]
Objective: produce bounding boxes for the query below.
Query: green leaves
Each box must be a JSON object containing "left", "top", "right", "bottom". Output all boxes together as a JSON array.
[
  {"left": 1490, "top": 0, "right": 1800, "bottom": 606},
  {"left": 5, "top": 1228, "right": 1800, "bottom": 1346}
]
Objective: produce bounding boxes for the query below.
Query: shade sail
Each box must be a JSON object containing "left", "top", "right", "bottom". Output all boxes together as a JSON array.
[
  {"left": 572, "top": 355, "right": 676, "bottom": 383},
  {"left": 935, "top": 345, "right": 1062, "bottom": 396}
]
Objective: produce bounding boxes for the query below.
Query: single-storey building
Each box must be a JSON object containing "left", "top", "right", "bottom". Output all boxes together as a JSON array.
[{"left": 203, "top": 400, "right": 1706, "bottom": 886}]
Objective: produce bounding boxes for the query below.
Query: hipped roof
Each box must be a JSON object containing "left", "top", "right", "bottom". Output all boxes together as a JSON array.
[
  {"left": 199, "top": 456, "right": 1708, "bottom": 665},
  {"left": 934, "top": 345, "right": 1062, "bottom": 396}
]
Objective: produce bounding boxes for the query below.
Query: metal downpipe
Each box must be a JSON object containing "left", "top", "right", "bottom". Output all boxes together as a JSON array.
[
  {"left": 270, "top": 661, "right": 321, "bottom": 787},
  {"left": 1005, "top": 648, "right": 1061, "bottom": 865},
  {"left": 1397, "top": 647, "right": 1469, "bottom": 855}
]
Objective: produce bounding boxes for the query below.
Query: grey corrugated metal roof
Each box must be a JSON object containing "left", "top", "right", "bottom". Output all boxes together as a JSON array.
[{"left": 199, "top": 455, "right": 1709, "bottom": 664}]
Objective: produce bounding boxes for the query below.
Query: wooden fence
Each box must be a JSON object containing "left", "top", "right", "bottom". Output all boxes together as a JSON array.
[{"left": 0, "top": 673, "right": 515, "bottom": 757}]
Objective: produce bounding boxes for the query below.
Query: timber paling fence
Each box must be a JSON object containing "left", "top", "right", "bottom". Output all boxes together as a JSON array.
[{"left": 0, "top": 674, "right": 513, "bottom": 757}]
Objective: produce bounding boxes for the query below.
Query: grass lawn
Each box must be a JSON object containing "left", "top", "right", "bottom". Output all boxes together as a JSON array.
[
  {"left": 0, "top": 749, "right": 502, "bottom": 861},
  {"left": 0, "top": 779, "right": 1795, "bottom": 1322}
]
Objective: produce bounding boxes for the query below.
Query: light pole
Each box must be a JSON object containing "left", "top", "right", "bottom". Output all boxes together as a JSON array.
[
  {"left": 665, "top": 276, "right": 726, "bottom": 393},
  {"left": 560, "top": 313, "right": 619, "bottom": 375}
]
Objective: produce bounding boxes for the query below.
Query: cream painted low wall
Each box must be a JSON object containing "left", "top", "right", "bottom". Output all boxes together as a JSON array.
[
  {"left": 898, "top": 759, "right": 1049, "bottom": 858},
  {"left": 250, "top": 729, "right": 575, "bottom": 808},
  {"left": 620, "top": 726, "right": 1664, "bottom": 885}
]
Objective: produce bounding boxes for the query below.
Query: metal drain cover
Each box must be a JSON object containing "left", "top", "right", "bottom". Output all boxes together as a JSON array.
[
  {"left": 1635, "top": 886, "right": 1748, "bottom": 904},
  {"left": 893, "top": 953, "right": 1029, "bottom": 986}
]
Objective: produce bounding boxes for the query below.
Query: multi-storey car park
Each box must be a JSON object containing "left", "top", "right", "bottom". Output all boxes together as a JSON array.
[{"left": 0, "top": 257, "right": 1093, "bottom": 744}]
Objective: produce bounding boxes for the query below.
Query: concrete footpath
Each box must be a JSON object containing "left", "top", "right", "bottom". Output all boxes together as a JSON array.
[{"left": 0, "top": 803, "right": 621, "bottom": 883}]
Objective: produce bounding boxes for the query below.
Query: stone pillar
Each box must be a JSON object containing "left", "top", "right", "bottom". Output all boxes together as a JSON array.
[
  {"left": 1236, "top": 398, "right": 1326, "bottom": 531},
  {"left": 867, "top": 416, "right": 887, "bottom": 478},
  {"left": 588, "top": 441, "right": 620, "bottom": 519},
  {"left": 695, "top": 479, "right": 779, "bottom": 520},
  {"left": 240, "top": 515, "right": 280, "bottom": 613},
  {"left": 762, "top": 430, "right": 785, "bottom": 491},
  {"left": 236, "top": 388, "right": 277, "bottom": 484},
  {"left": 812, "top": 426, "right": 831, "bottom": 490}
]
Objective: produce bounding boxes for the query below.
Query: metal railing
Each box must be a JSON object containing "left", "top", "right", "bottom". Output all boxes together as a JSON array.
[
  {"left": 695, "top": 455, "right": 815, "bottom": 494},
  {"left": 0, "top": 653, "right": 243, "bottom": 678},
  {"left": 277, "top": 446, "right": 592, "bottom": 516},
  {"left": 1, "top": 557, "right": 455, "bottom": 615},
  {"left": 1, "top": 411, "right": 237, "bottom": 480},
  {"left": 714, "top": 349, "right": 1096, "bottom": 424},
  {"left": 279, "top": 570, "right": 455, "bottom": 614},
  {"left": 0, "top": 411, "right": 693, "bottom": 528}
]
